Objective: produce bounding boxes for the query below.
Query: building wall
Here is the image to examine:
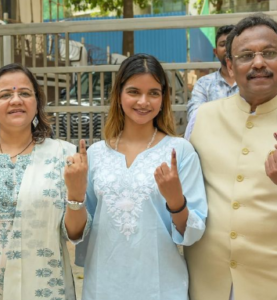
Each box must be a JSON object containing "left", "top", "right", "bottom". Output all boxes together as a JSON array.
[
  {"left": 17, "top": 0, "right": 65, "bottom": 24},
  {"left": 19, "top": 0, "right": 42, "bottom": 23}
]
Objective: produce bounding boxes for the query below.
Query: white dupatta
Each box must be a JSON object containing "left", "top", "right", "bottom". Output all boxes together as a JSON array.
[{"left": 3, "top": 138, "right": 76, "bottom": 300}]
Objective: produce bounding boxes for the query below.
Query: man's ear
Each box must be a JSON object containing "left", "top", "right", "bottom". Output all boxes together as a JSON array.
[
  {"left": 213, "top": 48, "right": 217, "bottom": 58},
  {"left": 226, "top": 58, "right": 234, "bottom": 78}
]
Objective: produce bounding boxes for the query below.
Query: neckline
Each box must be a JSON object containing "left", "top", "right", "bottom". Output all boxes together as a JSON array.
[
  {"left": 0, "top": 145, "right": 35, "bottom": 164},
  {"left": 110, "top": 135, "right": 170, "bottom": 169},
  {"left": 236, "top": 94, "right": 277, "bottom": 114},
  {"left": 114, "top": 128, "right": 158, "bottom": 152}
]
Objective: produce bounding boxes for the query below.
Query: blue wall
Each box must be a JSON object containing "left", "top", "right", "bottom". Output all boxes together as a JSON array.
[
  {"left": 134, "top": 13, "right": 187, "bottom": 63},
  {"left": 190, "top": 28, "right": 214, "bottom": 62},
  {"left": 46, "top": 12, "right": 214, "bottom": 64}
]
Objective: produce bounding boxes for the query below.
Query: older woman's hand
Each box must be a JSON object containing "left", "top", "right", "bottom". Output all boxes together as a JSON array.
[{"left": 64, "top": 139, "right": 88, "bottom": 202}]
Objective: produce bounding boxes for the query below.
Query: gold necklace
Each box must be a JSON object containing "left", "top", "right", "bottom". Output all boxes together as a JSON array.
[
  {"left": 115, "top": 128, "right": 158, "bottom": 151},
  {"left": 0, "top": 139, "right": 33, "bottom": 159}
]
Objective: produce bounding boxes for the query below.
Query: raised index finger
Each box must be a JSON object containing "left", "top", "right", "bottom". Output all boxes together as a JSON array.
[
  {"left": 171, "top": 148, "right": 178, "bottom": 173},
  {"left": 79, "top": 139, "right": 88, "bottom": 164}
]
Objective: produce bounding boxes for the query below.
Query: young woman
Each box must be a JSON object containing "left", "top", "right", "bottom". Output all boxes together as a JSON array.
[
  {"left": 65, "top": 53, "right": 207, "bottom": 300},
  {"left": 0, "top": 63, "right": 86, "bottom": 300}
]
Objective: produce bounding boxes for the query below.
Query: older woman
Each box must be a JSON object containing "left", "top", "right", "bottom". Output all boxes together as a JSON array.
[{"left": 0, "top": 63, "right": 88, "bottom": 300}]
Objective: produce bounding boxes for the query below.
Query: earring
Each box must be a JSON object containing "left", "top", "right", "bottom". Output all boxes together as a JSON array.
[{"left": 32, "top": 115, "right": 39, "bottom": 128}]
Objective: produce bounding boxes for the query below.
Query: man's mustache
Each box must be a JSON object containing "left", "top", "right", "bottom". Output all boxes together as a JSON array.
[{"left": 246, "top": 69, "right": 273, "bottom": 80}]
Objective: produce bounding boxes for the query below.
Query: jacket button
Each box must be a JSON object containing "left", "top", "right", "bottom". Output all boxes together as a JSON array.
[
  {"left": 246, "top": 121, "right": 253, "bottom": 129},
  {"left": 236, "top": 175, "right": 244, "bottom": 182},
  {"left": 242, "top": 148, "right": 249, "bottom": 155},
  {"left": 232, "top": 202, "right": 240, "bottom": 209},
  {"left": 230, "top": 260, "right": 237, "bottom": 268},
  {"left": 230, "top": 231, "right": 237, "bottom": 239}
]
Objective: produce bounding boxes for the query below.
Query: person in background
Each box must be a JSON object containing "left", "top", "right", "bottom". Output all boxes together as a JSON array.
[
  {"left": 187, "top": 24, "right": 238, "bottom": 122},
  {"left": 0, "top": 63, "right": 87, "bottom": 300},
  {"left": 64, "top": 53, "right": 207, "bottom": 300},
  {"left": 184, "top": 14, "right": 277, "bottom": 300}
]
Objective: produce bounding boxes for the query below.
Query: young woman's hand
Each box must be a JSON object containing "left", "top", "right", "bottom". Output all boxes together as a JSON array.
[{"left": 154, "top": 149, "right": 184, "bottom": 210}]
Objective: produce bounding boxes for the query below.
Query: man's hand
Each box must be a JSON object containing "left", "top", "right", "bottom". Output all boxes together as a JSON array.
[
  {"left": 265, "top": 133, "right": 277, "bottom": 185},
  {"left": 64, "top": 139, "right": 88, "bottom": 201}
]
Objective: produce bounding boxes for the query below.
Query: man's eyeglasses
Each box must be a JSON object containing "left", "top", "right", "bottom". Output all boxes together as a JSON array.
[
  {"left": 0, "top": 89, "right": 35, "bottom": 102},
  {"left": 232, "top": 50, "right": 277, "bottom": 63}
]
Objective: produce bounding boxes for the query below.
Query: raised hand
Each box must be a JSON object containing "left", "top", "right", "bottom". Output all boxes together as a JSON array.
[
  {"left": 154, "top": 149, "right": 184, "bottom": 210},
  {"left": 265, "top": 133, "right": 277, "bottom": 185},
  {"left": 64, "top": 139, "right": 88, "bottom": 202}
]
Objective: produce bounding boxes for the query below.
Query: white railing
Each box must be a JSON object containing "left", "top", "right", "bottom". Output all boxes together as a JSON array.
[{"left": 0, "top": 11, "right": 276, "bottom": 143}]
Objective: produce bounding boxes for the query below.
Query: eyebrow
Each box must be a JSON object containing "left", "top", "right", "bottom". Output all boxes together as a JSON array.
[
  {"left": 0, "top": 87, "right": 33, "bottom": 92},
  {"left": 238, "top": 44, "right": 277, "bottom": 52},
  {"left": 125, "top": 86, "right": 162, "bottom": 92}
]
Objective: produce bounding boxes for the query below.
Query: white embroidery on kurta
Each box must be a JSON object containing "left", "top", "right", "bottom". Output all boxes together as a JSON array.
[
  {"left": 104, "top": 186, "right": 150, "bottom": 240},
  {"left": 91, "top": 141, "right": 177, "bottom": 240}
]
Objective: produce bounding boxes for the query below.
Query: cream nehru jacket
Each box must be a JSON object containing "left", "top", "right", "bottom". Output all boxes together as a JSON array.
[{"left": 184, "top": 94, "right": 277, "bottom": 300}]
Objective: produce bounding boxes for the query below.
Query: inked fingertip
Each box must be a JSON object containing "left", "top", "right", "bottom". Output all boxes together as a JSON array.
[{"left": 172, "top": 148, "right": 176, "bottom": 158}]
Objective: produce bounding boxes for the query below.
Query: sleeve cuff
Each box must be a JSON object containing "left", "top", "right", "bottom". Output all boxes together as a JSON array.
[
  {"left": 171, "top": 210, "right": 206, "bottom": 246},
  {"left": 62, "top": 210, "right": 92, "bottom": 245}
]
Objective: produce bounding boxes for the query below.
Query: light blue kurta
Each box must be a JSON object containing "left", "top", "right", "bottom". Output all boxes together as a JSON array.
[{"left": 76, "top": 136, "right": 207, "bottom": 300}]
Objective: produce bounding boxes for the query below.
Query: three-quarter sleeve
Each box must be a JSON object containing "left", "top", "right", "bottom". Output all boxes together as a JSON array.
[{"left": 171, "top": 145, "right": 207, "bottom": 246}]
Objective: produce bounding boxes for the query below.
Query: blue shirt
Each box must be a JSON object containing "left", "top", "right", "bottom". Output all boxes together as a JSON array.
[
  {"left": 76, "top": 136, "right": 207, "bottom": 300},
  {"left": 187, "top": 69, "right": 239, "bottom": 121}
]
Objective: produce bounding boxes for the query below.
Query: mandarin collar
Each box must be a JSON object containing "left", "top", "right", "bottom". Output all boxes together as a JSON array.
[{"left": 236, "top": 94, "right": 277, "bottom": 115}]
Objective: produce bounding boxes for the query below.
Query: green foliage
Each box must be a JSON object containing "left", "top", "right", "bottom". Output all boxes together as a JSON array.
[
  {"left": 43, "top": 0, "right": 64, "bottom": 20},
  {"left": 90, "top": 10, "right": 110, "bottom": 17},
  {"left": 189, "top": 0, "right": 232, "bottom": 15},
  {"left": 63, "top": 0, "right": 231, "bottom": 17},
  {"left": 192, "top": 0, "right": 204, "bottom": 13},
  {"left": 64, "top": 0, "right": 152, "bottom": 17}
]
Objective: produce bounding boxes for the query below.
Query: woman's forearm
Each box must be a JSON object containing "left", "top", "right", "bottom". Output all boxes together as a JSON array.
[{"left": 64, "top": 206, "right": 88, "bottom": 240}]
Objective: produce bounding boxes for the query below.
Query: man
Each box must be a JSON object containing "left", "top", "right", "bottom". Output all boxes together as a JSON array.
[
  {"left": 187, "top": 25, "right": 238, "bottom": 121},
  {"left": 184, "top": 14, "right": 277, "bottom": 300}
]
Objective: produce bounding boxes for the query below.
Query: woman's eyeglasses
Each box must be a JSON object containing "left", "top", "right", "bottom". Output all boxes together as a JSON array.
[{"left": 0, "top": 89, "right": 35, "bottom": 102}]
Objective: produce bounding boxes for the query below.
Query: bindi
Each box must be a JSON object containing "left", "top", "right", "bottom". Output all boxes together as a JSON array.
[{"left": 13, "top": 87, "right": 16, "bottom": 90}]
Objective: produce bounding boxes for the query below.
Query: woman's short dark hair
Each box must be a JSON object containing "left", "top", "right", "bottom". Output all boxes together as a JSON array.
[
  {"left": 0, "top": 63, "right": 52, "bottom": 143},
  {"left": 226, "top": 13, "right": 277, "bottom": 59}
]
